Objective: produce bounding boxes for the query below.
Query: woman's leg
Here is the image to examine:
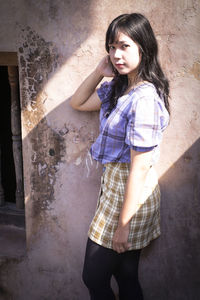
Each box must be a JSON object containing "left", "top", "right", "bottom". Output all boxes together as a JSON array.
[
  {"left": 82, "top": 238, "right": 117, "bottom": 300},
  {"left": 113, "top": 249, "right": 143, "bottom": 300}
]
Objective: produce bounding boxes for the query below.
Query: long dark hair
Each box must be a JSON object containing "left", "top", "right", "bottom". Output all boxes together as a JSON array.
[{"left": 105, "top": 13, "right": 170, "bottom": 114}]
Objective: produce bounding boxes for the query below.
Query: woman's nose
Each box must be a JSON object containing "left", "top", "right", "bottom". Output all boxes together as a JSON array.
[{"left": 114, "top": 48, "right": 122, "bottom": 58}]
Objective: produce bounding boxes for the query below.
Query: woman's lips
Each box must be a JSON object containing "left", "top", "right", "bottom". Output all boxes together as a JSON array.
[{"left": 115, "top": 63, "right": 125, "bottom": 69}]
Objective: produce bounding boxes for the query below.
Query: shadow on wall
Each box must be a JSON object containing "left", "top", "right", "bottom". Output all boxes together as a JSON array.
[{"left": 140, "top": 137, "right": 200, "bottom": 299}]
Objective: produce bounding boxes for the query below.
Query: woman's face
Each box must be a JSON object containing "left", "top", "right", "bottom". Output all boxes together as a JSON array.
[{"left": 108, "top": 31, "right": 141, "bottom": 77}]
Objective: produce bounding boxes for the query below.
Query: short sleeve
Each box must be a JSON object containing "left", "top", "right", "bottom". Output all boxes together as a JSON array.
[
  {"left": 97, "top": 80, "right": 113, "bottom": 105},
  {"left": 125, "top": 90, "right": 169, "bottom": 149}
]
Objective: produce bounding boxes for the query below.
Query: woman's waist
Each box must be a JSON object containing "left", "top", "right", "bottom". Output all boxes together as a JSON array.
[{"left": 103, "top": 163, "right": 158, "bottom": 187}]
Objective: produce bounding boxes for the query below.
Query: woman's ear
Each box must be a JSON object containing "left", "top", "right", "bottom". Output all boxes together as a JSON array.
[{"left": 139, "top": 46, "right": 143, "bottom": 58}]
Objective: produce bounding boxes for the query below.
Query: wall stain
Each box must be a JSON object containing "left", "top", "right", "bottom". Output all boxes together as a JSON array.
[
  {"left": 18, "top": 25, "right": 60, "bottom": 121},
  {"left": 17, "top": 26, "right": 66, "bottom": 229},
  {"left": 30, "top": 119, "right": 65, "bottom": 221},
  {"left": 183, "top": 155, "right": 192, "bottom": 162},
  {"left": 190, "top": 61, "right": 200, "bottom": 80}
]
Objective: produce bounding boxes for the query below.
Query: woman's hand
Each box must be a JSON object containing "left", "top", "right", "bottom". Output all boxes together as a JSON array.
[
  {"left": 112, "top": 224, "right": 131, "bottom": 253},
  {"left": 70, "top": 55, "right": 115, "bottom": 112},
  {"left": 96, "top": 55, "right": 115, "bottom": 78}
]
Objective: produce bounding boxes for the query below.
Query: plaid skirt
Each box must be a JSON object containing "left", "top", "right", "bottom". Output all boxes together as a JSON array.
[{"left": 88, "top": 162, "right": 161, "bottom": 250}]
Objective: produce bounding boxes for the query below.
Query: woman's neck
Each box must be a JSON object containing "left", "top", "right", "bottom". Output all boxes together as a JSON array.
[
  {"left": 122, "top": 73, "right": 147, "bottom": 96},
  {"left": 127, "top": 71, "right": 140, "bottom": 88},
  {"left": 125, "top": 73, "right": 142, "bottom": 93}
]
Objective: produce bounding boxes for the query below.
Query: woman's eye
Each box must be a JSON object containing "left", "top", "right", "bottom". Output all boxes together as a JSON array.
[
  {"left": 122, "top": 44, "right": 129, "bottom": 49},
  {"left": 109, "top": 45, "right": 115, "bottom": 50}
]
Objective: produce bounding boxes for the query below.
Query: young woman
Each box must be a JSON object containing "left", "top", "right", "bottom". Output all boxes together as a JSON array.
[{"left": 70, "top": 13, "right": 170, "bottom": 300}]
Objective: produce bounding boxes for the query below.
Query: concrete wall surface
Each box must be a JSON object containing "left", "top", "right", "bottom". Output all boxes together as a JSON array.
[{"left": 0, "top": 0, "right": 200, "bottom": 299}]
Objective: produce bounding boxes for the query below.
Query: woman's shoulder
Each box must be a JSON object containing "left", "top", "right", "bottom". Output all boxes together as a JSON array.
[
  {"left": 97, "top": 79, "right": 114, "bottom": 103},
  {"left": 129, "top": 82, "right": 169, "bottom": 118},
  {"left": 130, "top": 82, "right": 164, "bottom": 107},
  {"left": 126, "top": 82, "right": 169, "bottom": 131},
  {"left": 133, "top": 82, "right": 157, "bottom": 97}
]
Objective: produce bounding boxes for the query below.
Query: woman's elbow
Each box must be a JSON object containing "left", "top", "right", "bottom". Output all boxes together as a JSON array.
[{"left": 69, "top": 96, "right": 79, "bottom": 110}]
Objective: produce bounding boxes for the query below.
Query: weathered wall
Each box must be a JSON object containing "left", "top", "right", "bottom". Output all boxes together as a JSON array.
[{"left": 0, "top": 0, "right": 200, "bottom": 299}]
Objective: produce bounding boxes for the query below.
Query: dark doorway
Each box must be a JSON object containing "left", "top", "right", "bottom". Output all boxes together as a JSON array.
[
  {"left": 0, "top": 66, "right": 16, "bottom": 203},
  {"left": 0, "top": 54, "right": 25, "bottom": 228}
]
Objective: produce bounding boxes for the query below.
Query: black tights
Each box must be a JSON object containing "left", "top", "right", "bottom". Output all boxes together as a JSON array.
[{"left": 82, "top": 239, "right": 143, "bottom": 300}]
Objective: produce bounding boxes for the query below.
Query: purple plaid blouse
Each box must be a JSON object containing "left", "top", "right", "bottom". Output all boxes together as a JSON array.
[{"left": 90, "top": 80, "right": 169, "bottom": 164}]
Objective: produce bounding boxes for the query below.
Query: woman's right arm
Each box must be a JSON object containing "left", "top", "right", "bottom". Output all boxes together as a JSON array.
[{"left": 69, "top": 56, "right": 114, "bottom": 112}]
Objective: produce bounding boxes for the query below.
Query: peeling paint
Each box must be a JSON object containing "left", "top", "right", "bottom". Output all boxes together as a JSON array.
[
  {"left": 38, "top": 163, "right": 47, "bottom": 176},
  {"left": 63, "top": 122, "right": 96, "bottom": 163},
  {"left": 30, "top": 119, "right": 66, "bottom": 221},
  {"left": 75, "top": 157, "right": 82, "bottom": 166},
  {"left": 85, "top": 150, "right": 99, "bottom": 177},
  {"left": 18, "top": 26, "right": 60, "bottom": 130},
  {"left": 59, "top": 125, "right": 69, "bottom": 136},
  {"left": 16, "top": 26, "right": 67, "bottom": 230}
]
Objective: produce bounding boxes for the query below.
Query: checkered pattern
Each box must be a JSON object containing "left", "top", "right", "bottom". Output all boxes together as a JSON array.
[
  {"left": 90, "top": 81, "right": 169, "bottom": 165},
  {"left": 88, "top": 163, "right": 161, "bottom": 250}
]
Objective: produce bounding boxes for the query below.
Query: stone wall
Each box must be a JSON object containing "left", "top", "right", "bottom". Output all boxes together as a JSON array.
[{"left": 0, "top": 0, "right": 199, "bottom": 299}]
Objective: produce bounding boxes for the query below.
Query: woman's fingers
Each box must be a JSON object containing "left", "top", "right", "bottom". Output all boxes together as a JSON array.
[
  {"left": 113, "top": 241, "right": 131, "bottom": 253},
  {"left": 112, "top": 225, "right": 130, "bottom": 253},
  {"left": 96, "top": 55, "right": 115, "bottom": 77}
]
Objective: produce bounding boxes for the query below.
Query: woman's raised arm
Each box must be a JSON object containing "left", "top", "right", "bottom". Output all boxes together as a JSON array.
[{"left": 69, "top": 56, "right": 114, "bottom": 112}]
